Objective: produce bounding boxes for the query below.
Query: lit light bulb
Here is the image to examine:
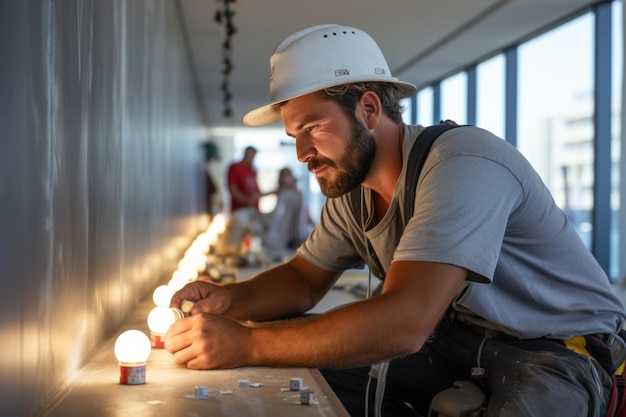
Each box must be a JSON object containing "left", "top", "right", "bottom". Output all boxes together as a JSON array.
[
  {"left": 146, "top": 306, "right": 184, "bottom": 348},
  {"left": 193, "top": 233, "right": 211, "bottom": 253},
  {"left": 183, "top": 249, "right": 207, "bottom": 272},
  {"left": 205, "top": 228, "right": 219, "bottom": 244},
  {"left": 178, "top": 257, "right": 197, "bottom": 272},
  {"left": 209, "top": 213, "right": 226, "bottom": 233},
  {"left": 152, "top": 284, "right": 176, "bottom": 307},
  {"left": 114, "top": 330, "right": 151, "bottom": 385},
  {"left": 168, "top": 268, "right": 197, "bottom": 291}
]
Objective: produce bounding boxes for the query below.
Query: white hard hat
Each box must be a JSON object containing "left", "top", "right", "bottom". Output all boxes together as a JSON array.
[{"left": 243, "top": 24, "right": 416, "bottom": 126}]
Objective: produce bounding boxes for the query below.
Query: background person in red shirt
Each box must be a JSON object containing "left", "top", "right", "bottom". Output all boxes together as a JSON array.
[
  {"left": 220, "top": 147, "right": 310, "bottom": 262},
  {"left": 227, "top": 146, "right": 264, "bottom": 212}
]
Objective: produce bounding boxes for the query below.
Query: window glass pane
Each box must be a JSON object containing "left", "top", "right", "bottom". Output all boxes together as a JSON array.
[
  {"left": 417, "top": 87, "right": 433, "bottom": 126},
  {"left": 518, "top": 13, "right": 594, "bottom": 248},
  {"left": 441, "top": 72, "right": 467, "bottom": 124},
  {"left": 401, "top": 97, "right": 413, "bottom": 124},
  {"left": 612, "top": 0, "right": 622, "bottom": 279},
  {"left": 477, "top": 54, "right": 505, "bottom": 138}
]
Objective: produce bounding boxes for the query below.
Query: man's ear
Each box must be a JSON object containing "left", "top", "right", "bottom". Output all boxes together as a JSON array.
[{"left": 358, "top": 91, "right": 382, "bottom": 128}]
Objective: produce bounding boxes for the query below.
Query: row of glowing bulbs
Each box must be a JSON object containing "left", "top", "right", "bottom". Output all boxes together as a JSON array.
[{"left": 114, "top": 215, "right": 227, "bottom": 383}]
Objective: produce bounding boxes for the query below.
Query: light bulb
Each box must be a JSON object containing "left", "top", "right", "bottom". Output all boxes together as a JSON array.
[
  {"left": 114, "top": 330, "right": 151, "bottom": 385},
  {"left": 152, "top": 284, "right": 176, "bottom": 307},
  {"left": 209, "top": 213, "right": 226, "bottom": 233},
  {"left": 183, "top": 249, "right": 207, "bottom": 272},
  {"left": 168, "top": 268, "right": 197, "bottom": 291},
  {"left": 193, "top": 233, "right": 211, "bottom": 253},
  {"left": 146, "top": 306, "right": 184, "bottom": 348}
]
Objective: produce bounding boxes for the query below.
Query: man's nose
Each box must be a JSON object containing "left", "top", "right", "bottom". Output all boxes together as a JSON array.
[{"left": 295, "top": 135, "right": 316, "bottom": 163}]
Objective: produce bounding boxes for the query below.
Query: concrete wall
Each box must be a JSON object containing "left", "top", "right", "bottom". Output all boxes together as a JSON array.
[{"left": 0, "top": 1, "right": 209, "bottom": 415}]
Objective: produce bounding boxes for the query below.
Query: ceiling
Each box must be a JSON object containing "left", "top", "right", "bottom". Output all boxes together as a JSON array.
[{"left": 178, "top": 0, "right": 600, "bottom": 130}]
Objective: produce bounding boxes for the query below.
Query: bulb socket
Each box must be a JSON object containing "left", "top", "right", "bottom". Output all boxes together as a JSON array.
[
  {"left": 119, "top": 363, "right": 146, "bottom": 385},
  {"left": 180, "top": 300, "right": 196, "bottom": 315},
  {"left": 150, "top": 332, "right": 165, "bottom": 348}
]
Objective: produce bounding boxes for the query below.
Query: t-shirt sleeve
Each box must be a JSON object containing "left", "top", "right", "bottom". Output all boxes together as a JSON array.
[{"left": 296, "top": 196, "right": 366, "bottom": 273}]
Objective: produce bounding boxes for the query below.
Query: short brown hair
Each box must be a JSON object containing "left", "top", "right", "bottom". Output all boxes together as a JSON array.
[
  {"left": 318, "top": 82, "right": 405, "bottom": 124},
  {"left": 272, "top": 82, "right": 405, "bottom": 124}
]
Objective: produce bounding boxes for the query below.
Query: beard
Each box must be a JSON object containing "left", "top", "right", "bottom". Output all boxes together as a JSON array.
[{"left": 308, "top": 114, "right": 376, "bottom": 198}]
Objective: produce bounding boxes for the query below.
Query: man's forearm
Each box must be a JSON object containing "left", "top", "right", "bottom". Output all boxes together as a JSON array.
[
  {"left": 223, "top": 261, "right": 332, "bottom": 322},
  {"left": 242, "top": 294, "right": 422, "bottom": 369},
  {"left": 238, "top": 260, "right": 468, "bottom": 369}
]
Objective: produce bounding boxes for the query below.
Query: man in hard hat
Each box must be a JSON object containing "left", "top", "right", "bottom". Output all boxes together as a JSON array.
[{"left": 166, "top": 24, "right": 626, "bottom": 417}]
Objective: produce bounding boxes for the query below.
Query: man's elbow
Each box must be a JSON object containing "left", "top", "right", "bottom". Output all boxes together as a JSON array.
[
  {"left": 384, "top": 320, "right": 434, "bottom": 357},
  {"left": 392, "top": 333, "right": 429, "bottom": 357}
]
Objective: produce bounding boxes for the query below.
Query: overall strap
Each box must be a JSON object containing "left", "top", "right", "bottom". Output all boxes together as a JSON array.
[
  {"left": 402, "top": 121, "right": 461, "bottom": 223},
  {"left": 348, "top": 121, "right": 462, "bottom": 278}
]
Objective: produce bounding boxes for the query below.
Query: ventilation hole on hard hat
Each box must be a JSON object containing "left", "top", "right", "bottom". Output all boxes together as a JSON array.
[{"left": 324, "top": 31, "right": 355, "bottom": 38}]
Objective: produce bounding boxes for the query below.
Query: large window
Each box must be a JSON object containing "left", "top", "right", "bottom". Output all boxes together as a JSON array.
[
  {"left": 613, "top": 0, "right": 622, "bottom": 279},
  {"left": 417, "top": 87, "right": 434, "bottom": 126},
  {"left": 400, "top": 98, "right": 414, "bottom": 125},
  {"left": 441, "top": 72, "right": 467, "bottom": 124},
  {"left": 517, "top": 14, "right": 595, "bottom": 248},
  {"left": 477, "top": 55, "right": 505, "bottom": 139}
]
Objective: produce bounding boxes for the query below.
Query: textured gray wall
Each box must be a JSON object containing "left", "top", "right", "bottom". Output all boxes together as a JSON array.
[{"left": 0, "top": 1, "right": 208, "bottom": 416}]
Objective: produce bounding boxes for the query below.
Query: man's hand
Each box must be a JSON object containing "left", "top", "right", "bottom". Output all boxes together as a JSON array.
[
  {"left": 170, "top": 281, "right": 232, "bottom": 316},
  {"left": 164, "top": 313, "right": 251, "bottom": 369}
]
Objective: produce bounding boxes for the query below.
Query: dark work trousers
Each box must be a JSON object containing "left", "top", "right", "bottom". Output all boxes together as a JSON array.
[{"left": 321, "top": 313, "right": 613, "bottom": 417}]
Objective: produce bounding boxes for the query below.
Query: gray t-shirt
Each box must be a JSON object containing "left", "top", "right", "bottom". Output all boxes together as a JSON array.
[{"left": 297, "top": 124, "right": 626, "bottom": 339}]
